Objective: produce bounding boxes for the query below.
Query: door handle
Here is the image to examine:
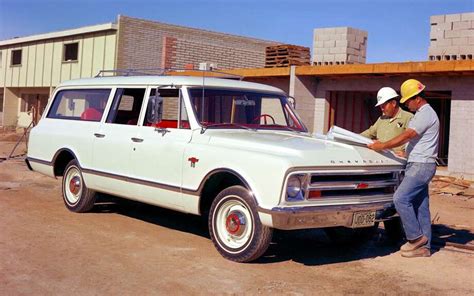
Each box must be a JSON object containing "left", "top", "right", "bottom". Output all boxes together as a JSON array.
[
  {"left": 94, "top": 133, "right": 105, "bottom": 138},
  {"left": 131, "top": 137, "right": 144, "bottom": 143},
  {"left": 155, "top": 128, "right": 169, "bottom": 135}
]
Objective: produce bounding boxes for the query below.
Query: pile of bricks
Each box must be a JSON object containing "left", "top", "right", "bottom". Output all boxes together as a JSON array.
[
  {"left": 429, "top": 12, "right": 474, "bottom": 61},
  {"left": 312, "top": 27, "right": 367, "bottom": 65},
  {"left": 264, "top": 44, "right": 311, "bottom": 68}
]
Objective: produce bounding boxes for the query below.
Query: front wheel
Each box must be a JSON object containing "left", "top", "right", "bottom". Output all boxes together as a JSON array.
[
  {"left": 209, "top": 185, "right": 273, "bottom": 262},
  {"left": 62, "top": 159, "right": 97, "bottom": 213}
]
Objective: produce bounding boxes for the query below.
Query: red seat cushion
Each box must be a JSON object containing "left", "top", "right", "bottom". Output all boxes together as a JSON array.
[{"left": 81, "top": 108, "right": 102, "bottom": 121}]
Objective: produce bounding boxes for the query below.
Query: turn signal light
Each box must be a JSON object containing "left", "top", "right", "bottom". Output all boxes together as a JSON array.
[
  {"left": 308, "top": 190, "right": 322, "bottom": 199},
  {"left": 356, "top": 183, "right": 369, "bottom": 189}
]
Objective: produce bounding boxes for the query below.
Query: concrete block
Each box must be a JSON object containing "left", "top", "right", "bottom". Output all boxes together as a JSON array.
[
  {"left": 459, "top": 45, "right": 474, "bottom": 55},
  {"left": 430, "top": 14, "right": 445, "bottom": 24},
  {"left": 329, "top": 47, "right": 347, "bottom": 54},
  {"left": 335, "top": 27, "right": 349, "bottom": 34},
  {"left": 356, "top": 35, "right": 367, "bottom": 44},
  {"left": 430, "top": 29, "right": 445, "bottom": 39},
  {"left": 461, "top": 12, "right": 474, "bottom": 21},
  {"left": 314, "top": 41, "right": 325, "bottom": 48},
  {"left": 445, "top": 13, "right": 461, "bottom": 22},
  {"left": 316, "top": 27, "right": 336, "bottom": 35},
  {"left": 347, "top": 47, "right": 360, "bottom": 55},
  {"left": 313, "top": 54, "right": 324, "bottom": 61},
  {"left": 323, "top": 54, "right": 335, "bottom": 62},
  {"left": 459, "top": 29, "right": 474, "bottom": 37},
  {"left": 453, "top": 37, "right": 469, "bottom": 46},
  {"left": 433, "top": 38, "right": 453, "bottom": 46},
  {"left": 347, "top": 54, "right": 359, "bottom": 62},
  {"left": 336, "top": 40, "right": 349, "bottom": 47},
  {"left": 346, "top": 34, "right": 356, "bottom": 42},
  {"left": 469, "top": 37, "right": 474, "bottom": 45},
  {"left": 428, "top": 47, "right": 442, "bottom": 56},
  {"left": 432, "top": 22, "right": 453, "bottom": 31},
  {"left": 453, "top": 21, "right": 472, "bottom": 30},
  {"left": 323, "top": 40, "right": 336, "bottom": 47},
  {"left": 315, "top": 47, "right": 330, "bottom": 54},
  {"left": 348, "top": 41, "right": 360, "bottom": 49},
  {"left": 333, "top": 34, "right": 347, "bottom": 40},
  {"left": 445, "top": 30, "right": 462, "bottom": 38},
  {"left": 334, "top": 53, "right": 347, "bottom": 61}
]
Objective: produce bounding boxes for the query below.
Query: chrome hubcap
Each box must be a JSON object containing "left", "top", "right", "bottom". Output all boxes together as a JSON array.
[
  {"left": 69, "top": 176, "right": 81, "bottom": 195},
  {"left": 226, "top": 211, "right": 246, "bottom": 236}
]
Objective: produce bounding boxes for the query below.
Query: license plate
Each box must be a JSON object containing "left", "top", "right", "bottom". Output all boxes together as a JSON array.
[{"left": 352, "top": 211, "right": 376, "bottom": 228}]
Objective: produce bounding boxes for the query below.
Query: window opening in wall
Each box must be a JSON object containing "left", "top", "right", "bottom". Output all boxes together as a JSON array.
[
  {"left": 0, "top": 94, "right": 4, "bottom": 112},
  {"left": 11, "top": 49, "right": 22, "bottom": 66},
  {"left": 63, "top": 43, "right": 79, "bottom": 62}
]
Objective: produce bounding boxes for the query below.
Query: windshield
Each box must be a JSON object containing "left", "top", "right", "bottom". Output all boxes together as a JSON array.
[{"left": 188, "top": 88, "right": 307, "bottom": 132}]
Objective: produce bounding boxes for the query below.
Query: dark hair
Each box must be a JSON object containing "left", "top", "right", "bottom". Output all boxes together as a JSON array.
[{"left": 417, "top": 91, "right": 426, "bottom": 99}]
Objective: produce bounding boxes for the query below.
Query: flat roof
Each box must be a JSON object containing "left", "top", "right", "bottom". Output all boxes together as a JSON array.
[
  {"left": 0, "top": 23, "right": 117, "bottom": 47},
  {"left": 215, "top": 60, "right": 474, "bottom": 78}
]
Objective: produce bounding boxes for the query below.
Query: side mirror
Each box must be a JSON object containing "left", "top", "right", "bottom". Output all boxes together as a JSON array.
[
  {"left": 146, "top": 96, "right": 163, "bottom": 124},
  {"left": 288, "top": 96, "right": 296, "bottom": 109}
]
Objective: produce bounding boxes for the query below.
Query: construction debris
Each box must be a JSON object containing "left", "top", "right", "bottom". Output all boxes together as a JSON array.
[
  {"left": 265, "top": 44, "right": 310, "bottom": 68},
  {"left": 431, "top": 176, "right": 474, "bottom": 198}
]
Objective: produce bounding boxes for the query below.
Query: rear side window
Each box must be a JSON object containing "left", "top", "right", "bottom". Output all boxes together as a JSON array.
[
  {"left": 106, "top": 88, "right": 146, "bottom": 125},
  {"left": 47, "top": 89, "right": 111, "bottom": 121}
]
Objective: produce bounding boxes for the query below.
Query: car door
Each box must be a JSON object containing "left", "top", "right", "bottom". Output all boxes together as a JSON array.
[
  {"left": 129, "top": 87, "right": 192, "bottom": 210},
  {"left": 91, "top": 87, "right": 147, "bottom": 197}
]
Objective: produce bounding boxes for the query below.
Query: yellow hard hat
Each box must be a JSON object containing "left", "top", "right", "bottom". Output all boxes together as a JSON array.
[{"left": 400, "top": 79, "right": 425, "bottom": 103}]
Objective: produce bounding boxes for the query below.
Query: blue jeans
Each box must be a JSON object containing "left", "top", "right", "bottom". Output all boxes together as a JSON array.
[{"left": 393, "top": 162, "right": 436, "bottom": 249}]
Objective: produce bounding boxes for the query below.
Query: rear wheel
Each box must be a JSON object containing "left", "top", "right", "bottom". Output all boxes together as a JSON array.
[
  {"left": 209, "top": 185, "right": 273, "bottom": 262},
  {"left": 62, "top": 160, "right": 97, "bottom": 213}
]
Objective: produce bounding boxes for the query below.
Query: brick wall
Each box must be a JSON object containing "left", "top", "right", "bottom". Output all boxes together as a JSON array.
[{"left": 116, "top": 15, "right": 278, "bottom": 70}]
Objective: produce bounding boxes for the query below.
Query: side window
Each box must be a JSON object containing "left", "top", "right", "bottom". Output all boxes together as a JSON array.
[
  {"left": 47, "top": 89, "right": 110, "bottom": 121},
  {"left": 260, "top": 97, "right": 287, "bottom": 125},
  {"left": 106, "top": 88, "right": 146, "bottom": 125},
  {"left": 145, "top": 88, "right": 189, "bottom": 129}
]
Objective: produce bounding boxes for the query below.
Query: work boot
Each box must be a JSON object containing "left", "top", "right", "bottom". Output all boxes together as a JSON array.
[
  {"left": 400, "top": 235, "right": 428, "bottom": 252},
  {"left": 401, "top": 247, "right": 431, "bottom": 258}
]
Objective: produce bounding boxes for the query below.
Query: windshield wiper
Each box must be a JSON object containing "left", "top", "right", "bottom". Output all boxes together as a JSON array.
[{"left": 200, "top": 123, "right": 256, "bottom": 134}]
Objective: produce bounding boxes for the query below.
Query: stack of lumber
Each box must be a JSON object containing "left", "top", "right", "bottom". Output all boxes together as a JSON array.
[{"left": 265, "top": 44, "right": 310, "bottom": 68}]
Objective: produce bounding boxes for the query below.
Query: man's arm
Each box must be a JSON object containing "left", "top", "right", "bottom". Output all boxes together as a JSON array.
[
  {"left": 360, "top": 121, "right": 378, "bottom": 139},
  {"left": 367, "top": 128, "right": 418, "bottom": 151}
]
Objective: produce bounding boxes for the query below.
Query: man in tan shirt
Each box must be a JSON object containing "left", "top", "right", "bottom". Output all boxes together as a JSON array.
[{"left": 361, "top": 87, "right": 413, "bottom": 153}]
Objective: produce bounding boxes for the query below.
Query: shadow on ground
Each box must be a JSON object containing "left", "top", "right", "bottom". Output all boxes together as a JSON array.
[{"left": 92, "top": 194, "right": 473, "bottom": 265}]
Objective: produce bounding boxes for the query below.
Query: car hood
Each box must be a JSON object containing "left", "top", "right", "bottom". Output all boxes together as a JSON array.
[{"left": 204, "top": 130, "right": 406, "bottom": 167}]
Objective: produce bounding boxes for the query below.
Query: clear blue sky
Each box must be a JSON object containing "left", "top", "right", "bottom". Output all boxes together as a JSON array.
[{"left": 0, "top": 0, "right": 473, "bottom": 63}]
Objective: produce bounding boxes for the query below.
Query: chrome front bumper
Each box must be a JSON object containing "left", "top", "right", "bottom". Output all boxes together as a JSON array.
[{"left": 258, "top": 201, "right": 397, "bottom": 230}]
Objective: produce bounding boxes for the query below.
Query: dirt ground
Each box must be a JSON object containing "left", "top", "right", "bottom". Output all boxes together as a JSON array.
[{"left": 1, "top": 139, "right": 473, "bottom": 295}]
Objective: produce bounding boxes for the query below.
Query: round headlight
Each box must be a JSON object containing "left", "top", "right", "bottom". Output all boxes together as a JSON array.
[{"left": 287, "top": 175, "right": 302, "bottom": 198}]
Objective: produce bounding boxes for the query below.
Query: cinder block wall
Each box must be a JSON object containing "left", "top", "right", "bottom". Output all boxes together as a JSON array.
[
  {"left": 429, "top": 12, "right": 474, "bottom": 61},
  {"left": 116, "top": 15, "right": 278, "bottom": 70},
  {"left": 313, "top": 27, "right": 368, "bottom": 65}
]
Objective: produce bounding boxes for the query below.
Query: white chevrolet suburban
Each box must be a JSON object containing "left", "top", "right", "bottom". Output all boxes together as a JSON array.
[{"left": 26, "top": 75, "right": 405, "bottom": 262}]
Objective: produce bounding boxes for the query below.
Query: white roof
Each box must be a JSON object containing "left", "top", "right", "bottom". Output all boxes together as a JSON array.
[
  {"left": 0, "top": 23, "right": 117, "bottom": 47},
  {"left": 58, "top": 76, "right": 286, "bottom": 94}
]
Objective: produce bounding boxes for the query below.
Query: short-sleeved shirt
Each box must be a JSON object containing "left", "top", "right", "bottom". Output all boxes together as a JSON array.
[
  {"left": 406, "top": 104, "right": 439, "bottom": 163},
  {"left": 361, "top": 108, "right": 413, "bottom": 152}
]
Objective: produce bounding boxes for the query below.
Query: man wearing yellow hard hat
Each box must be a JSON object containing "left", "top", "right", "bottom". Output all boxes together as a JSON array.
[{"left": 368, "top": 79, "right": 439, "bottom": 258}]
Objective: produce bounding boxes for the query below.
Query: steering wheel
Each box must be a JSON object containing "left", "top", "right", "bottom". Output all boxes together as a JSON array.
[{"left": 253, "top": 114, "right": 275, "bottom": 125}]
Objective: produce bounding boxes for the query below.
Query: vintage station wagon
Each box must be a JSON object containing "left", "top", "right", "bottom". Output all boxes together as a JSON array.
[{"left": 26, "top": 75, "right": 405, "bottom": 262}]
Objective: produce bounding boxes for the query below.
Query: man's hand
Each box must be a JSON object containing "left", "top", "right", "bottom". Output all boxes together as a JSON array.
[
  {"left": 395, "top": 150, "right": 406, "bottom": 158},
  {"left": 367, "top": 140, "right": 385, "bottom": 151}
]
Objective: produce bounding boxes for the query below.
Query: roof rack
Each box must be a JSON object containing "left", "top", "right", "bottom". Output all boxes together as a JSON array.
[{"left": 94, "top": 68, "right": 243, "bottom": 80}]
